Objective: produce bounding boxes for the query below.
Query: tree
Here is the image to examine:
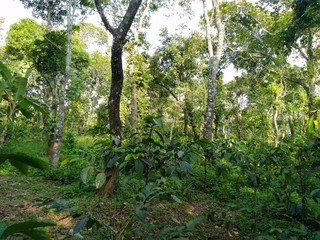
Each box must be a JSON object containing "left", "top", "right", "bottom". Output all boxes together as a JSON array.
[
  {"left": 93, "top": 0, "right": 143, "bottom": 195},
  {"left": 19, "top": 0, "right": 67, "bottom": 29},
  {"left": 203, "top": 0, "right": 225, "bottom": 140},
  {"left": 281, "top": 0, "right": 320, "bottom": 119},
  {"left": 149, "top": 31, "right": 206, "bottom": 137},
  {"left": 0, "top": 61, "right": 47, "bottom": 142},
  {"left": 127, "top": 0, "right": 151, "bottom": 133},
  {"left": 51, "top": 0, "right": 76, "bottom": 167},
  {"left": 94, "top": 0, "right": 143, "bottom": 138},
  {"left": 5, "top": 18, "right": 45, "bottom": 63},
  {"left": 18, "top": 0, "right": 91, "bottom": 166}
]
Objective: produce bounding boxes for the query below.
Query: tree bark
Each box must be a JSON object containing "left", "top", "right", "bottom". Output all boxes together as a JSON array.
[
  {"left": 129, "top": 0, "right": 150, "bottom": 133},
  {"left": 130, "top": 65, "right": 138, "bottom": 132},
  {"left": 94, "top": 0, "right": 142, "bottom": 195},
  {"left": 203, "top": 0, "right": 225, "bottom": 140},
  {"left": 51, "top": 0, "right": 74, "bottom": 167}
]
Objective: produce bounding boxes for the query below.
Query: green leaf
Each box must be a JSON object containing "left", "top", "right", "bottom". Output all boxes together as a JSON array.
[
  {"left": 306, "top": 115, "right": 317, "bottom": 137},
  {"left": 0, "top": 153, "right": 49, "bottom": 173},
  {"left": 0, "top": 81, "right": 4, "bottom": 102},
  {"left": 177, "top": 151, "right": 184, "bottom": 158},
  {"left": 181, "top": 161, "right": 194, "bottom": 175},
  {"left": 255, "top": 235, "right": 277, "bottom": 240},
  {"left": 0, "top": 61, "right": 13, "bottom": 83},
  {"left": 154, "top": 130, "right": 165, "bottom": 143},
  {"left": 73, "top": 217, "right": 90, "bottom": 235},
  {"left": 135, "top": 208, "right": 147, "bottom": 222},
  {"left": 311, "top": 189, "right": 320, "bottom": 203},
  {"left": 0, "top": 227, "right": 4, "bottom": 237},
  {"left": 113, "top": 137, "right": 121, "bottom": 146},
  {"left": 153, "top": 118, "right": 163, "bottom": 129},
  {"left": 9, "top": 159, "right": 29, "bottom": 174},
  {"left": 135, "top": 160, "right": 144, "bottom": 177},
  {"left": 247, "top": 171, "right": 258, "bottom": 187},
  {"left": 185, "top": 217, "right": 203, "bottom": 229},
  {"left": 1, "top": 219, "right": 56, "bottom": 238},
  {"left": 95, "top": 172, "right": 106, "bottom": 189},
  {"left": 21, "top": 97, "right": 49, "bottom": 117},
  {"left": 15, "top": 76, "right": 27, "bottom": 99},
  {"left": 171, "top": 195, "right": 182, "bottom": 204},
  {"left": 81, "top": 166, "right": 94, "bottom": 184},
  {"left": 17, "top": 229, "right": 51, "bottom": 239},
  {"left": 106, "top": 157, "right": 119, "bottom": 168}
]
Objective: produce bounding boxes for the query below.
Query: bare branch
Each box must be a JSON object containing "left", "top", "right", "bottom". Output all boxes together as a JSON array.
[{"left": 94, "top": 0, "right": 116, "bottom": 35}]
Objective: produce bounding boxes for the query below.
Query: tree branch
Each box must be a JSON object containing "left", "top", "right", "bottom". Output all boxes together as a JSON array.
[
  {"left": 155, "top": 82, "right": 179, "bottom": 102},
  {"left": 94, "top": 0, "right": 116, "bottom": 35},
  {"left": 117, "top": 0, "right": 143, "bottom": 42}
]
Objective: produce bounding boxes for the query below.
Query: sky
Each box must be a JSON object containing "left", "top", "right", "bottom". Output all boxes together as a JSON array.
[
  {"left": 0, "top": 0, "right": 39, "bottom": 44},
  {"left": 0, "top": 0, "right": 237, "bottom": 82},
  {"left": 0, "top": 0, "right": 201, "bottom": 46}
]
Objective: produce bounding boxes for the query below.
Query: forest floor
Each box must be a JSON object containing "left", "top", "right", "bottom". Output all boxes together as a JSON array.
[{"left": 0, "top": 173, "right": 245, "bottom": 240}]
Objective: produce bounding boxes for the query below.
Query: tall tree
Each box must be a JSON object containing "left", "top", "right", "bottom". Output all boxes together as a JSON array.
[
  {"left": 281, "top": 0, "right": 320, "bottom": 119},
  {"left": 19, "top": 0, "right": 67, "bottom": 29},
  {"left": 51, "top": 0, "right": 76, "bottom": 167},
  {"left": 94, "top": 0, "right": 143, "bottom": 138},
  {"left": 203, "top": 0, "right": 225, "bottom": 140},
  {"left": 127, "top": 0, "right": 150, "bottom": 133},
  {"left": 93, "top": 0, "right": 143, "bottom": 195}
]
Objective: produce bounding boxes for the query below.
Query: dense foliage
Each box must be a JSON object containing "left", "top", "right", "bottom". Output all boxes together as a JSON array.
[{"left": 0, "top": 0, "right": 320, "bottom": 239}]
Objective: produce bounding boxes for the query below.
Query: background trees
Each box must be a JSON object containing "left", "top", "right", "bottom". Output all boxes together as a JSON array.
[{"left": 1, "top": 0, "right": 320, "bottom": 238}]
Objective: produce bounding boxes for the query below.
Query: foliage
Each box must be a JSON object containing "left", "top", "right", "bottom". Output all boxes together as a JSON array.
[
  {"left": 0, "top": 219, "right": 56, "bottom": 240},
  {"left": 2, "top": 1, "right": 320, "bottom": 239},
  {"left": 0, "top": 153, "right": 49, "bottom": 174}
]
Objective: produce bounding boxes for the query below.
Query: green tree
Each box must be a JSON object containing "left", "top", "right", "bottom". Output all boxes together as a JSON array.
[
  {"left": 202, "top": 0, "right": 225, "bottom": 140},
  {"left": 5, "top": 18, "right": 45, "bottom": 63},
  {"left": 0, "top": 61, "right": 47, "bottom": 142},
  {"left": 19, "top": 0, "right": 67, "bottom": 28},
  {"left": 149, "top": 31, "right": 206, "bottom": 137}
]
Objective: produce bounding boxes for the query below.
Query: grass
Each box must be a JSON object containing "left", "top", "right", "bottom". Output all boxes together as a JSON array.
[{"left": 0, "top": 171, "right": 246, "bottom": 239}]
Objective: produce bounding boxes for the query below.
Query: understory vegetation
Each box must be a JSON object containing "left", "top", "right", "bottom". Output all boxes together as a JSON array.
[
  {"left": 1, "top": 0, "right": 320, "bottom": 239},
  {"left": 1, "top": 116, "right": 320, "bottom": 239}
]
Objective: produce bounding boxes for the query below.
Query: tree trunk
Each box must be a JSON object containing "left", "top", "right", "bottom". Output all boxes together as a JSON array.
[
  {"left": 203, "top": 0, "right": 225, "bottom": 140},
  {"left": 0, "top": 124, "right": 8, "bottom": 143},
  {"left": 0, "top": 103, "right": 15, "bottom": 143},
  {"left": 51, "top": 1, "right": 74, "bottom": 167},
  {"left": 129, "top": 64, "right": 138, "bottom": 132},
  {"left": 108, "top": 39, "right": 124, "bottom": 138},
  {"left": 94, "top": 0, "right": 143, "bottom": 195},
  {"left": 128, "top": 0, "right": 150, "bottom": 133},
  {"left": 273, "top": 105, "right": 279, "bottom": 147}
]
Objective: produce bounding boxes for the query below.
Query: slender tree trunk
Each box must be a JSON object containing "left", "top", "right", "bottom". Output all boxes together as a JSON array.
[
  {"left": 273, "top": 106, "right": 279, "bottom": 147},
  {"left": 51, "top": 1, "right": 74, "bottom": 167},
  {"left": 129, "top": 64, "right": 138, "bottom": 132},
  {"left": 129, "top": 0, "right": 150, "bottom": 132},
  {"left": 203, "top": 0, "right": 225, "bottom": 140},
  {"left": 306, "top": 29, "right": 317, "bottom": 119},
  {"left": 288, "top": 115, "right": 295, "bottom": 136},
  {"left": 0, "top": 124, "right": 8, "bottom": 143},
  {"left": 0, "top": 103, "right": 15, "bottom": 143}
]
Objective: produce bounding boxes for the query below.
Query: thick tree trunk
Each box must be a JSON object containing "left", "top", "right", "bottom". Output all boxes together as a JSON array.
[
  {"left": 51, "top": 1, "right": 73, "bottom": 167},
  {"left": 203, "top": 0, "right": 225, "bottom": 140},
  {"left": 108, "top": 39, "right": 124, "bottom": 138},
  {"left": 94, "top": 0, "right": 143, "bottom": 195}
]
